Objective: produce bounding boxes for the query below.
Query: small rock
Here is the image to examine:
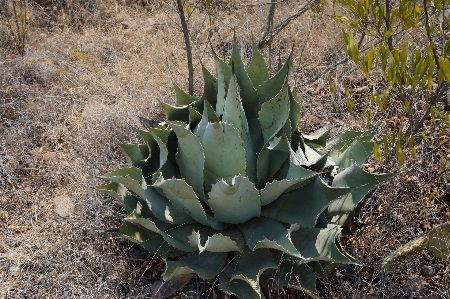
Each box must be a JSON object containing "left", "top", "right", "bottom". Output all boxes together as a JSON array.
[
  {"left": 422, "top": 265, "right": 435, "bottom": 277},
  {"left": 54, "top": 196, "right": 75, "bottom": 217}
]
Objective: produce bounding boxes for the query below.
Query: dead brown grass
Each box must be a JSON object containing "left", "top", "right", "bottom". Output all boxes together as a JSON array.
[{"left": 0, "top": 0, "right": 449, "bottom": 298}]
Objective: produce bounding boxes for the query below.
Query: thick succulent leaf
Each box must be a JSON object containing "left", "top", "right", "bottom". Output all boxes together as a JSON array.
[
  {"left": 202, "top": 66, "right": 217, "bottom": 107},
  {"left": 302, "top": 129, "right": 330, "bottom": 147},
  {"left": 174, "top": 84, "right": 199, "bottom": 106},
  {"left": 96, "top": 182, "right": 127, "bottom": 204},
  {"left": 170, "top": 121, "right": 205, "bottom": 200},
  {"left": 428, "top": 223, "right": 450, "bottom": 260},
  {"left": 229, "top": 43, "right": 260, "bottom": 119},
  {"left": 262, "top": 177, "right": 351, "bottom": 227},
  {"left": 291, "top": 225, "right": 353, "bottom": 263},
  {"left": 131, "top": 187, "right": 193, "bottom": 225},
  {"left": 247, "top": 44, "right": 270, "bottom": 88},
  {"left": 189, "top": 230, "right": 245, "bottom": 253},
  {"left": 188, "top": 107, "right": 202, "bottom": 126},
  {"left": 209, "top": 175, "right": 260, "bottom": 224},
  {"left": 324, "top": 165, "right": 395, "bottom": 225},
  {"left": 118, "top": 222, "right": 184, "bottom": 257},
  {"left": 200, "top": 122, "right": 246, "bottom": 189},
  {"left": 324, "top": 131, "right": 375, "bottom": 159},
  {"left": 119, "top": 144, "right": 149, "bottom": 167},
  {"left": 289, "top": 87, "right": 301, "bottom": 131},
  {"left": 335, "top": 140, "right": 374, "bottom": 169},
  {"left": 154, "top": 178, "right": 209, "bottom": 226},
  {"left": 101, "top": 167, "right": 146, "bottom": 199},
  {"left": 136, "top": 129, "right": 160, "bottom": 173},
  {"left": 161, "top": 102, "right": 189, "bottom": 123},
  {"left": 258, "top": 83, "right": 290, "bottom": 143},
  {"left": 239, "top": 217, "right": 302, "bottom": 258},
  {"left": 148, "top": 127, "right": 172, "bottom": 167},
  {"left": 257, "top": 58, "right": 291, "bottom": 103},
  {"left": 231, "top": 248, "right": 277, "bottom": 294},
  {"left": 264, "top": 255, "right": 319, "bottom": 299},
  {"left": 381, "top": 236, "right": 428, "bottom": 273},
  {"left": 257, "top": 134, "right": 290, "bottom": 189},
  {"left": 259, "top": 167, "right": 317, "bottom": 206},
  {"left": 222, "top": 74, "right": 256, "bottom": 182},
  {"left": 163, "top": 251, "right": 228, "bottom": 281},
  {"left": 214, "top": 57, "right": 231, "bottom": 118},
  {"left": 219, "top": 272, "right": 262, "bottom": 299}
]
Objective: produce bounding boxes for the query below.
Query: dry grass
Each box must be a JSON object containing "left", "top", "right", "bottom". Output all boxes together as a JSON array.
[{"left": 0, "top": 0, "right": 449, "bottom": 298}]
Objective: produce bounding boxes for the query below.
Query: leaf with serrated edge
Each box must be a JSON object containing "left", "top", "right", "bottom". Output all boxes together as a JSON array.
[
  {"left": 324, "top": 131, "right": 374, "bottom": 159},
  {"left": 257, "top": 133, "right": 290, "bottom": 189},
  {"left": 209, "top": 175, "right": 260, "bottom": 224},
  {"left": 174, "top": 84, "right": 199, "bottom": 106},
  {"left": 324, "top": 165, "right": 395, "bottom": 225},
  {"left": 291, "top": 226, "right": 353, "bottom": 263},
  {"left": 119, "top": 144, "right": 148, "bottom": 167},
  {"left": 381, "top": 236, "right": 428, "bottom": 273},
  {"left": 239, "top": 217, "right": 303, "bottom": 258},
  {"left": 96, "top": 182, "right": 127, "bottom": 204},
  {"left": 229, "top": 43, "right": 260, "bottom": 119},
  {"left": 161, "top": 102, "right": 189, "bottom": 123},
  {"left": 200, "top": 122, "right": 246, "bottom": 189},
  {"left": 102, "top": 167, "right": 146, "bottom": 199},
  {"left": 231, "top": 248, "right": 277, "bottom": 294},
  {"left": 170, "top": 121, "right": 205, "bottom": 201},
  {"left": 264, "top": 254, "right": 320, "bottom": 299},
  {"left": 258, "top": 58, "right": 291, "bottom": 103},
  {"left": 154, "top": 178, "right": 209, "bottom": 226},
  {"left": 258, "top": 83, "right": 290, "bottom": 144},
  {"left": 188, "top": 230, "right": 244, "bottom": 253},
  {"left": 202, "top": 66, "right": 217, "bottom": 107},
  {"left": 335, "top": 140, "right": 374, "bottom": 169},
  {"left": 260, "top": 167, "right": 317, "bottom": 206},
  {"left": 262, "top": 177, "right": 350, "bottom": 227},
  {"left": 163, "top": 251, "right": 228, "bottom": 281},
  {"left": 247, "top": 44, "right": 269, "bottom": 88},
  {"left": 214, "top": 57, "right": 231, "bottom": 118},
  {"left": 223, "top": 74, "right": 256, "bottom": 182}
]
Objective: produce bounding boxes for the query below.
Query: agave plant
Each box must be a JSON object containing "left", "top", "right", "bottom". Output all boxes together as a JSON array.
[{"left": 97, "top": 43, "right": 394, "bottom": 298}]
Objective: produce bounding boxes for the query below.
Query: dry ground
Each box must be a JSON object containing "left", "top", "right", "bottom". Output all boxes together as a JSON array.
[{"left": 0, "top": 0, "right": 449, "bottom": 298}]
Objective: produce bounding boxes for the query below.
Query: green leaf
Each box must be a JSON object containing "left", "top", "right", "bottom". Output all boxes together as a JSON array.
[
  {"left": 154, "top": 178, "right": 210, "bottom": 226},
  {"left": 262, "top": 177, "right": 351, "bottom": 227},
  {"left": 258, "top": 83, "right": 290, "bottom": 143},
  {"left": 259, "top": 167, "right": 317, "bottom": 206},
  {"left": 230, "top": 43, "right": 260, "bottom": 119},
  {"left": 323, "top": 165, "right": 395, "bottom": 225},
  {"left": 223, "top": 74, "right": 256, "bottom": 182},
  {"left": 290, "top": 225, "right": 353, "bottom": 263},
  {"left": 101, "top": 167, "right": 146, "bottom": 199},
  {"left": 303, "top": 129, "right": 330, "bottom": 147},
  {"left": 381, "top": 236, "right": 428, "bottom": 273},
  {"left": 170, "top": 121, "right": 205, "bottom": 200},
  {"left": 239, "top": 217, "right": 302, "bottom": 258},
  {"left": 231, "top": 248, "right": 277, "bottom": 294},
  {"left": 96, "top": 182, "right": 128, "bottom": 204},
  {"left": 161, "top": 102, "right": 189, "bottom": 123},
  {"left": 163, "top": 251, "right": 228, "bottom": 281},
  {"left": 257, "top": 57, "right": 292, "bottom": 103},
  {"left": 119, "top": 144, "right": 149, "bottom": 167},
  {"left": 214, "top": 57, "right": 231, "bottom": 118},
  {"left": 219, "top": 271, "right": 261, "bottom": 299},
  {"left": 118, "top": 222, "right": 184, "bottom": 257},
  {"left": 247, "top": 44, "right": 269, "bottom": 88},
  {"left": 264, "top": 255, "right": 319, "bottom": 299},
  {"left": 208, "top": 175, "right": 260, "bottom": 224},
  {"left": 322, "top": 131, "right": 374, "bottom": 159},
  {"left": 188, "top": 230, "right": 245, "bottom": 253},
  {"left": 289, "top": 87, "right": 302, "bottom": 133},
  {"left": 428, "top": 223, "right": 450, "bottom": 259},
  {"left": 200, "top": 122, "right": 246, "bottom": 189},
  {"left": 202, "top": 66, "right": 217, "bottom": 107},
  {"left": 257, "top": 133, "right": 290, "bottom": 189},
  {"left": 174, "top": 84, "right": 199, "bottom": 106},
  {"left": 335, "top": 140, "right": 374, "bottom": 169}
]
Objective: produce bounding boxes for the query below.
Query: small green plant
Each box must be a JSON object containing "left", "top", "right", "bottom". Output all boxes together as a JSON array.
[
  {"left": 98, "top": 43, "right": 393, "bottom": 298},
  {"left": 331, "top": 0, "right": 450, "bottom": 169},
  {"left": 0, "top": 0, "right": 28, "bottom": 56},
  {"left": 382, "top": 223, "right": 450, "bottom": 273}
]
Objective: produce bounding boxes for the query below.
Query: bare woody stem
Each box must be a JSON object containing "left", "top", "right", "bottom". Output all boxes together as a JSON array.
[{"left": 176, "top": 0, "right": 194, "bottom": 95}]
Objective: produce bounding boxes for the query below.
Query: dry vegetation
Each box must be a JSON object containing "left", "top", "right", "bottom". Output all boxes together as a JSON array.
[{"left": 0, "top": 0, "right": 449, "bottom": 298}]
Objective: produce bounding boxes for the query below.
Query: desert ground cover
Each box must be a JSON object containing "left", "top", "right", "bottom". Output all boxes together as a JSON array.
[{"left": 1, "top": 0, "right": 449, "bottom": 298}]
